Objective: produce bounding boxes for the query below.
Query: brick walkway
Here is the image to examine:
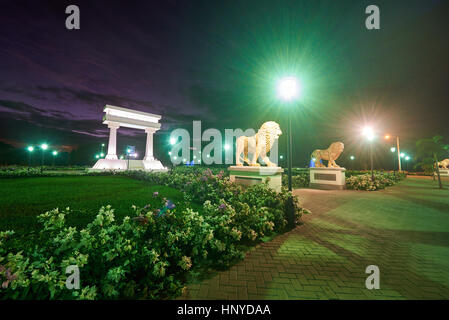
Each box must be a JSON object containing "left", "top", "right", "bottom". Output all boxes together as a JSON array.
[{"left": 179, "top": 178, "right": 449, "bottom": 299}]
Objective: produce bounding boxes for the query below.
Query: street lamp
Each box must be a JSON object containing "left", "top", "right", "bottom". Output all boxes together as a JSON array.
[
  {"left": 52, "top": 151, "right": 58, "bottom": 166},
  {"left": 385, "top": 134, "right": 402, "bottom": 172},
  {"left": 277, "top": 76, "right": 301, "bottom": 228},
  {"left": 362, "top": 127, "right": 375, "bottom": 181},
  {"left": 390, "top": 147, "right": 397, "bottom": 172},
  {"left": 27, "top": 146, "right": 34, "bottom": 166},
  {"left": 126, "top": 148, "right": 131, "bottom": 169},
  {"left": 350, "top": 155, "right": 355, "bottom": 160},
  {"left": 40, "top": 143, "right": 48, "bottom": 166}
]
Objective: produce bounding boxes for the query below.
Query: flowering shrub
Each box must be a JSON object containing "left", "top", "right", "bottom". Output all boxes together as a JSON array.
[
  {"left": 346, "top": 172, "right": 405, "bottom": 191},
  {"left": 0, "top": 169, "right": 306, "bottom": 299},
  {"left": 282, "top": 173, "right": 309, "bottom": 188}
]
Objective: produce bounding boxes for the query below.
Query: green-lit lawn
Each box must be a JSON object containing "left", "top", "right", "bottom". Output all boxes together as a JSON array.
[{"left": 0, "top": 176, "right": 197, "bottom": 233}]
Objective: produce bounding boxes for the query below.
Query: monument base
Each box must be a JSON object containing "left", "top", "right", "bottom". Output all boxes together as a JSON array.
[
  {"left": 309, "top": 167, "right": 346, "bottom": 190},
  {"left": 91, "top": 158, "right": 167, "bottom": 172},
  {"left": 228, "top": 166, "right": 283, "bottom": 192},
  {"left": 142, "top": 159, "right": 166, "bottom": 170},
  {"left": 92, "top": 159, "right": 127, "bottom": 170},
  {"left": 436, "top": 169, "right": 449, "bottom": 177}
]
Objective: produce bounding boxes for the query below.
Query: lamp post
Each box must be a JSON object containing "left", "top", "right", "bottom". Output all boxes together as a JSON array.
[
  {"left": 27, "top": 146, "right": 34, "bottom": 166},
  {"left": 385, "top": 135, "right": 402, "bottom": 172},
  {"left": 363, "top": 127, "right": 375, "bottom": 181},
  {"left": 52, "top": 151, "right": 58, "bottom": 166},
  {"left": 126, "top": 148, "right": 131, "bottom": 170},
  {"left": 277, "top": 76, "right": 301, "bottom": 228},
  {"left": 390, "top": 147, "right": 396, "bottom": 174},
  {"left": 40, "top": 143, "right": 48, "bottom": 166}
]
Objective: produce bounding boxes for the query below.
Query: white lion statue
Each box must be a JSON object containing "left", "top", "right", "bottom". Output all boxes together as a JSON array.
[
  {"left": 311, "top": 142, "right": 344, "bottom": 168},
  {"left": 236, "top": 121, "right": 282, "bottom": 167},
  {"left": 437, "top": 159, "right": 449, "bottom": 169}
]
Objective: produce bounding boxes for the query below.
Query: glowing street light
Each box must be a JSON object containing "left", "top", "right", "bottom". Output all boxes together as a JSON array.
[
  {"left": 277, "top": 77, "right": 301, "bottom": 102},
  {"left": 390, "top": 147, "right": 396, "bottom": 153},
  {"left": 363, "top": 127, "right": 375, "bottom": 141},
  {"left": 100, "top": 153, "right": 104, "bottom": 157},
  {"left": 40, "top": 143, "right": 48, "bottom": 166},
  {"left": 95, "top": 154, "right": 100, "bottom": 159},
  {"left": 277, "top": 75, "right": 302, "bottom": 228},
  {"left": 52, "top": 151, "right": 58, "bottom": 166},
  {"left": 27, "top": 146, "right": 34, "bottom": 166},
  {"left": 362, "top": 127, "right": 375, "bottom": 181},
  {"left": 170, "top": 138, "right": 176, "bottom": 145},
  {"left": 400, "top": 152, "right": 405, "bottom": 158},
  {"left": 405, "top": 156, "right": 410, "bottom": 161},
  {"left": 350, "top": 155, "right": 355, "bottom": 160}
]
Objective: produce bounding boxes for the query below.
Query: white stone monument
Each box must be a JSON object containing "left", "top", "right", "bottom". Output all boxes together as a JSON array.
[
  {"left": 92, "top": 105, "right": 166, "bottom": 171},
  {"left": 228, "top": 121, "right": 284, "bottom": 192},
  {"left": 309, "top": 142, "right": 346, "bottom": 190}
]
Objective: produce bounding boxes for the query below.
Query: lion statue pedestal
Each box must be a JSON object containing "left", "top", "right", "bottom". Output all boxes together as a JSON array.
[
  {"left": 228, "top": 166, "right": 284, "bottom": 192},
  {"left": 436, "top": 159, "right": 449, "bottom": 177},
  {"left": 310, "top": 167, "right": 346, "bottom": 190},
  {"left": 229, "top": 121, "right": 283, "bottom": 192},
  {"left": 309, "top": 142, "right": 346, "bottom": 190}
]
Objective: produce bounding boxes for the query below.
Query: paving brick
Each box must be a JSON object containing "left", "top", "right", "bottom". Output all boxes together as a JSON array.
[{"left": 180, "top": 184, "right": 449, "bottom": 300}]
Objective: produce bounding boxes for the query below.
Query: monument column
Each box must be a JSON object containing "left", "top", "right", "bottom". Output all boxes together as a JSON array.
[
  {"left": 144, "top": 128, "right": 158, "bottom": 161},
  {"left": 105, "top": 122, "right": 120, "bottom": 160}
]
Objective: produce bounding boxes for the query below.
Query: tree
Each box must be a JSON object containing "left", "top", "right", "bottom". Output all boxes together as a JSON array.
[{"left": 415, "top": 135, "right": 448, "bottom": 189}]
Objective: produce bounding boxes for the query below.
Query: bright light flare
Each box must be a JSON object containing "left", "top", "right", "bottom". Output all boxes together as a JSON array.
[
  {"left": 41, "top": 143, "right": 48, "bottom": 150},
  {"left": 277, "top": 77, "right": 301, "bottom": 101},
  {"left": 52, "top": 151, "right": 58, "bottom": 156},
  {"left": 390, "top": 147, "right": 396, "bottom": 153},
  {"left": 362, "top": 127, "right": 375, "bottom": 141},
  {"left": 27, "top": 146, "right": 34, "bottom": 152}
]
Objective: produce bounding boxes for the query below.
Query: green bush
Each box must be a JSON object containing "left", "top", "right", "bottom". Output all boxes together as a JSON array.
[
  {"left": 0, "top": 169, "right": 306, "bottom": 299},
  {"left": 346, "top": 172, "right": 406, "bottom": 191}
]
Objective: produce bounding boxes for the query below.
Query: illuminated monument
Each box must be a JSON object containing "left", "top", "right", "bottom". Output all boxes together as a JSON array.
[{"left": 92, "top": 105, "right": 166, "bottom": 171}]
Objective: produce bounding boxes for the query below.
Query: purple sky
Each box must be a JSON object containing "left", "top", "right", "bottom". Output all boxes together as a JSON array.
[{"left": 0, "top": 0, "right": 448, "bottom": 164}]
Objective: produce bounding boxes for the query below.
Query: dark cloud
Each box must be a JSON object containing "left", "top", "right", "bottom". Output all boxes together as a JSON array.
[{"left": 0, "top": 0, "right": 448, "bottom": 165}]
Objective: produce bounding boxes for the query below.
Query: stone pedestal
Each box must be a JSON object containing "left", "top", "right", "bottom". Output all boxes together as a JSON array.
[
  {"left": 228, "top": 166, "right": 283, "bottom": 192},
  {"left": 91, "top": 159, "right": 167, "bottom": 171},
  {"left": 142, "top": 159, "right": 166, "bottom": 171},
  {"left": 310, "top": 167, "right": 346, "bottom": 190},
  {"left": 436, "top": 169, "right": 449, "bottom": 177},
  {"left": 92, "top": 159, "right": 127, "bottom": 170}
]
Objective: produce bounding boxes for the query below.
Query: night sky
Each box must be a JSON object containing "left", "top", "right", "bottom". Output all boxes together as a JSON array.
[{"left": 0, "top": 0, "right": 448, "bottom": 167}]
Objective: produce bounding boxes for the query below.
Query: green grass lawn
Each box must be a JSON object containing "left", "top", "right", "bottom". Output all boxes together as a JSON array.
[{"left": 0, "top": 175, "right": 197, "bottom": 233}]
